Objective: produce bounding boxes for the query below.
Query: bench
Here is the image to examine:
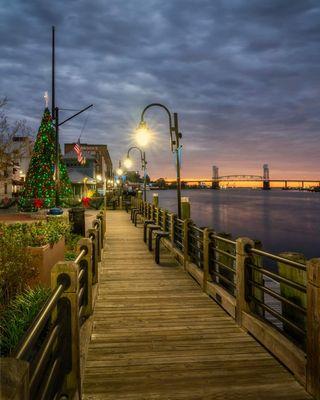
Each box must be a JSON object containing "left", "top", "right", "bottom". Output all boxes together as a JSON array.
[
  {"left": 143, "top": 220, "right": 155, "bottom": 243},
  {"left": 147, "top": 224, "right": 161, "bottom": 251},
  {"left": 130, "top": 207, "right": 139, "bottom": 222},
  {"left": 154, "top": 230, "right": 170, "bottom": 264}
]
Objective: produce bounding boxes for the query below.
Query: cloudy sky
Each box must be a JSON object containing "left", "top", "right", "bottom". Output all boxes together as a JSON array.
[{"left": 0, "top": 0, "right": 319, "bottom": 179}]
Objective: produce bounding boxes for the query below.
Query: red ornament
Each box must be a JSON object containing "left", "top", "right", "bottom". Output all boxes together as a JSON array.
[
  {"left": 34, "top": 198, "right": 44, "bottom": 209},
  {"left": 82, "top": 197, "right": 90, "bottom": 207}
]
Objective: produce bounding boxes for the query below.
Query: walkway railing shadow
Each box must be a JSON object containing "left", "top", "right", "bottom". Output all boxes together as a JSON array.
[
  {"left": 131, "top": 197, "right": 320, "bottom": 400},
  {"left": 0, "top": 211, "right": 106, "bottom": 400}
]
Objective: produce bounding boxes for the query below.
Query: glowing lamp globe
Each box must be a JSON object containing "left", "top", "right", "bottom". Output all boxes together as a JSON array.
[
  {"left": 135, "top": 121, "right": 150, "bottom": 147},
  {"left": 116, "top": 168, "right": 123, "bottom": 176},
  {"left": 124, "top": 158, "right": 132, "bottom": 169}
]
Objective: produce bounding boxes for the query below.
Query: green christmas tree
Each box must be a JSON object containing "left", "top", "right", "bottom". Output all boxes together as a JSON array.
[{"left": 21, "top": 108, "right": 72, "bottom": 208}]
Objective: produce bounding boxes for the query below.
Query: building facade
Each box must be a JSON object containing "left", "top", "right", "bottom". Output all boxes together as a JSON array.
[
  {"left": 0, "top": 136, "right": 34, "bottom": 198},
  {"left": 64, "top": 143, "right": 113, "bottom": 197}
]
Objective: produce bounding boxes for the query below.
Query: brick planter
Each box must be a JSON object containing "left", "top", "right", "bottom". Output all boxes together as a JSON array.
[{"left": 27, "top": 237, "right": 65, "bottom": 287}]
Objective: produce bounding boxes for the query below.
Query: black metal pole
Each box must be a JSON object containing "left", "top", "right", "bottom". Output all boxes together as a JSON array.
[
  {"left": 55, "top": 107, "right": 59, "bottom": 206},
  {"left": 59, "top": 104, "right": 93, "bottom": 126},
  {"left": 174, "top": 113, "right": 182, "bottom": 219},
  {"left": 52, "top": 26, "right": 55, "bottom": 118},
  {"left": 143, "top": 151, "right": 147, "bottom": 202}
]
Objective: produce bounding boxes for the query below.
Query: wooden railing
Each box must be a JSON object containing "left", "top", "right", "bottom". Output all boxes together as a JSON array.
[
  {"left": 0, "top": 211, "right": 106, "bottom": 400},
  {"left": 134, "top": 198, "right": 320, "bottom": 399}
]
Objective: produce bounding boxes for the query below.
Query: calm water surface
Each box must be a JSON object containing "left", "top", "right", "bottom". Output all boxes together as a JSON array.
[{"left": 147, "top": 189, "right": 320, "bottom": 259}]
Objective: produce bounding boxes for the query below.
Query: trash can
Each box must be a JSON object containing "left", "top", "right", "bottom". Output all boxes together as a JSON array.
[{"left": 68, "top": 207, "right": 85, "bottom": 236}]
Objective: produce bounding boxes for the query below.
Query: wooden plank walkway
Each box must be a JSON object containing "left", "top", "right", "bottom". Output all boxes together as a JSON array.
[{"left": 83, "top": 211, "right": 311, "bottom": 400}]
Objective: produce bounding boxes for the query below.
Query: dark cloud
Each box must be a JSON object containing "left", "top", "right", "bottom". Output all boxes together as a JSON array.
[{"left": 0, "top": 0, "right": 319, "bottom": 178}]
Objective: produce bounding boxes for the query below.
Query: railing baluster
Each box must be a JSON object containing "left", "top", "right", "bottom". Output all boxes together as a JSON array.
[
  {"left": 235, "top": 237, "right": 254, "bottom": 326},
  {"left": 203, "top": 228, "right": 213, "bottom": 292},
  {"left": 170, "top": 214, "right": 175, "bottom": 245},
  {"left": 183, "top": 219, "right": 192, "bottom": 271}
]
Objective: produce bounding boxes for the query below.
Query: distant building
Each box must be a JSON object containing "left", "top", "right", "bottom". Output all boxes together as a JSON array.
[
  {"left": 212, "top": 165, "right": 220, "bottom": 189},
  {"left": 263, "top": 164, "right": 270, "bottom": 190},
  {"left": 212, "top": 166, "right": 219, "bottom": 180},
  {"left": 0, "top": 136, "right": 34, "bottom": 197},
  {"left": 64, "top": 143, "right": 113, "bottom": 197}
]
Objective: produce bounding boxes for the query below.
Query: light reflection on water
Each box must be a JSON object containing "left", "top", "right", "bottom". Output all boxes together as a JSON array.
[{"left": 147, "top": 189, "right": 320, "bottom": 259}]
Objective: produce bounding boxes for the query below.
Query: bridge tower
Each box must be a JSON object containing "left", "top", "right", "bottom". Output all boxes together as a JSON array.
[
  {"left": 212, "top": 165, "right": 220, "bottom": 189},
  {"left": 263, "top": 164, "right": 270, "bottom": 190}
]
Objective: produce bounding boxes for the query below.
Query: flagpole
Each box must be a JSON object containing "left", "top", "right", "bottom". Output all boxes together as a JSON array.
[
  {"left": 55, "top": 107, "right": 60, "bottom": 206},
  {"left": 48, "top": 26, "right": 93, "bottom": 209},
  {"left": 52, "top": 26, "right": 55, "bottom": 118}
]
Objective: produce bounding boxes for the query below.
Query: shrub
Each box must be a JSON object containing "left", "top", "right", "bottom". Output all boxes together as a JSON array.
[
  {"left": 65, "top": 251, "right": 76, "bottom": 261},
  {"left": 0, "top": 286, "right": 51, "bottom": 356},
  {"left": 65, "top": 231, "right": 82, "bottom": 251},
  {"left": 0, "top": 219, "right": 72, "bottom": 305},
  {"left": 27, "top": 219, "right": 71, "bottom": 247},
  {"left": 0, "top": 225, "right": 36, "bottom": 306}
]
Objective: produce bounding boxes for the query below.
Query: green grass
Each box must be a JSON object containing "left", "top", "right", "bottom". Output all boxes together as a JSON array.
[{"left": 0, "top": 286, "right": 51, "bottom": 356}]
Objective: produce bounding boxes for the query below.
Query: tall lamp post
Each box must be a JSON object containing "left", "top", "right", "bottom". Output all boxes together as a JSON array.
[
  {"left": 137, "top": 103, "right": 182, "bottom": 218},
  {"left": 124, "top": 146, "right": 147, "bottom": 202}
]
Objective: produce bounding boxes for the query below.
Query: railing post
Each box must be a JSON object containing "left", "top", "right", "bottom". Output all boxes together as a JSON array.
[
  {"left": 98, "top": 210, "right": 106, "bottom": 245},
  {"left": 306, "top": 258, "right": 320, "bottom": 399},
  {"left": 88, "top": 228, "right": 99, "bottom": 284},
  {"left": 203, "top": 228, "right": 213, "bottom": 292},
  {"left": 235, "top": 237, "right": 254, "bottom": 326},
  {"left": 96, "top": 215, "right": 104, "bottom": 249},
  {"left": 51, "top": 261, "right": 81, "bottom": 399},
  {"left": 170, "top": 213, "right": 175, "bottom": 245},
  {"left": 76, "top": 238, "right": 93, "bottom": 317},
  {"left": 0, "top": 358, "right": 29, "bottom": 400},
  {"left": 181, "top": 197, "right": 191, "bottom": 220},
  {"left": 92, "top": 220, "right": 102, "bottom": 261},
  {"left": 183, "top": 219, "right": 192, "bottom": 270},
  {"left": 156, "top": 207, "right": 160, "bottom": 226},
  {"left": 152, "top": 193, "right": 159, "bottom": 208}
]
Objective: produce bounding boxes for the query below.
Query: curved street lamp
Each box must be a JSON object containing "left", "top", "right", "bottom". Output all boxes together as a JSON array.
[
  {"left": 137, "top": 103, "right": 182, "bottom": 218},
  {"left": 124, "top": 146, "right": 147, "bottom": 201}
]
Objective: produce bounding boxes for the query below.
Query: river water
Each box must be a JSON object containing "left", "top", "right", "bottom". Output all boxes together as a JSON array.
[{"left": 146, "top": 189, "right": 320, "bottom": 259}]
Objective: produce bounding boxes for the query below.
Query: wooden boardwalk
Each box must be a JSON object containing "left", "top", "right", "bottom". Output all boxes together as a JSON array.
[{"left": 83, "top": 211, "right": 310, "bottom": 400}]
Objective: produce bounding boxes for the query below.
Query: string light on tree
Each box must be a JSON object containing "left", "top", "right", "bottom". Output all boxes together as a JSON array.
[{"left": 21, "top": 105, "right": 72, "bottom": 208}]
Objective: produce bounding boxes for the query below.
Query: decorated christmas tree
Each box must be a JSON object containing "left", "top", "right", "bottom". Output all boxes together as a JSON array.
[{"left": 21, "top": 107, "right": 72, "bottom": 208}]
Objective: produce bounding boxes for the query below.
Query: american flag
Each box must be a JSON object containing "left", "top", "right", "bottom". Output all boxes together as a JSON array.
[{"left": 74, "top": 140, "right": 85, "bottom": 164}]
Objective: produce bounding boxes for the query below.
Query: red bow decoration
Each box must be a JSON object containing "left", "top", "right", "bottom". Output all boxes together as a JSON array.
[
  {"left": 34, "top": 198, "right": 44, "bottom": 209},
  {"left": 82, "top": 197, "right": 90, "bottom": 208}
]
